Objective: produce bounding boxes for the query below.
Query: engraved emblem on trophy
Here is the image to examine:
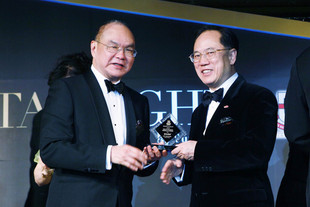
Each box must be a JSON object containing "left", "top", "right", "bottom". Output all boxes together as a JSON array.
[{"left": 150, "top": 113, "right": 187, "bottom": 151}]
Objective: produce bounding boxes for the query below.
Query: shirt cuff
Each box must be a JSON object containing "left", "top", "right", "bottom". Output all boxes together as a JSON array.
[
  {"left": 106, "top": 145, "right": 112, "bottom": 170},
  {"left": 174, "top": 164, "right": 185, "bottom": 182},
  {"left": 143, "top": 161, "right": 156, "bottom": 169}
]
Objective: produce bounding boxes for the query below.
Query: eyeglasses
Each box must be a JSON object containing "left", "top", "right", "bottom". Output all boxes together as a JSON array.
[
  {"left": 95, "top": 40, "right": 137, "bottom": 58},
  {"left": 189, "top": 48, "right": 230, "bottom": 63}
]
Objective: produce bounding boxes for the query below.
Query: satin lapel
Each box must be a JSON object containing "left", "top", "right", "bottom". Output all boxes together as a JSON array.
[
  {"left": 122, "top": 87, "right": 136, "bottom": 146},
  {"left": 192, "top": 104, "right": 208, "bottom": 140},
  {"left": 205, "top": 76, "right": 245, "bottom": 135},
  {"left": 83, "top": 70, "right": 117, "bottom": 145}
]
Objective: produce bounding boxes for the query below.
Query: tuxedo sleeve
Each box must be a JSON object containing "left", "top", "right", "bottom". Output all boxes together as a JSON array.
[
  {"left": 193, "top": 88, "right": 278, "bottom": 172},
  {"left": 285, "top": 60, "right": 310, "bottom": 152},
  {"left": 133, "top": 95, "right": 159, "bottom": 177},
  {"left": 40, "top": 79, "right": 108, "bottom": 174}
]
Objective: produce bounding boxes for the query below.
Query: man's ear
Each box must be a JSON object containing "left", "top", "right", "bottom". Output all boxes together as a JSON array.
[
  {"left": 90, "top": 40, "right": 97, "bottom": 57},
  {"left": 229, "top": 48, "right": 237, "bottom": 65}
]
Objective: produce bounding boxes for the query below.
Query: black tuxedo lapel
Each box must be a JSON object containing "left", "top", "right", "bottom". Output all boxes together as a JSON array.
[
  {"left": 122, "top": 87, "right": 136, "bottom": 146},
  {"left": 199, "top": 106, "right": 208, "bottom": 137},
  {"left": 221, "top": 75, "right": 245, "bottom": 104},
  {"left": 205, "top": 76, "right": 245, "bottom": 136},
  {"left": 189, "top": 103, "right": 208, "bottom": 141},
  {"left": 83, "top": 70, "right": 117, "bottom": 145}
]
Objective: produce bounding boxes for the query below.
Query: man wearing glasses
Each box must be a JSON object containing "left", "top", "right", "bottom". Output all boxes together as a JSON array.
[
  {"left": 160, "top": 25, "right": 278, "bottom": 207},
  {"left": 40, "top": 20, "right": 166, "bottom": 207}
]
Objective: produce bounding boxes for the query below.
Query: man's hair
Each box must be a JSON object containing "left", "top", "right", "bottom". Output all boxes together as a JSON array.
[
  {"left": 94, "top": 20, "right": 129, "bottom": 42},
  {"left": 195, "top": 25, "right": 239, "bottom": 52},
  {"left": 48, "top": 52, "right": 91, "bottom": 86}
]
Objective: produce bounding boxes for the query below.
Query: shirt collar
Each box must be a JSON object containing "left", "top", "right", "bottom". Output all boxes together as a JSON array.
[
  {"left": 91, "top": 65, "right": 109, "bottom": 93},
  {"left": 209, "top": 72, "right": 238, "bottom": 97},
  {"left": 91, "top": 65, "right": 121, "bottom": 93}
]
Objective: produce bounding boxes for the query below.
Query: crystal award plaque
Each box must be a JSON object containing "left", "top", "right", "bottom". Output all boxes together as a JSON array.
[{"left": 150, "top": 113, "right": 187, "bottom": 151}]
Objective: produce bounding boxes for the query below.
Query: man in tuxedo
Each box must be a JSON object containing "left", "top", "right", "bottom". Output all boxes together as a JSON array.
[
  {"left": 276, "top": 47, "right": 310, "bottom": 207},
  {"left": 160, "top": 25, "right": 278, "bottom": 207},
  {"left": 40, "top": 20, "right": 165, "bottom": 207}
]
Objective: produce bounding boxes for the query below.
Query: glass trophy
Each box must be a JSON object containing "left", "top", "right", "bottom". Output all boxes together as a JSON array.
[{"left": 150, "top": 113, "right": 187, "bottom": 151}]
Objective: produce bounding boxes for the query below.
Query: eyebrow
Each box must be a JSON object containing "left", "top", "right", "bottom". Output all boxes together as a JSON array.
[
  {"left": 109, "top": 40, "right": 135, "bottom": 48},
  {"left": 194, "top": 47, "right": 215, "bottom": 53}
]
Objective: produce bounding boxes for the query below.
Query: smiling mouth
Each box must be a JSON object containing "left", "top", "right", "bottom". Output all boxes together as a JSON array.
[{"left": 202, "top": 69, "right": 212, "bottom": 74}]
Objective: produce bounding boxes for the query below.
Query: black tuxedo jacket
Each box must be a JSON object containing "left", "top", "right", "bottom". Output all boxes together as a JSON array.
[
  {"left": 176, "top": 76, "right": 278, "bottom": 207},
  {"left": 277, "top": 47, "right": 310, "bottom": 207},
  {"left": 40, "top": 70, "right": 157, "bottom": 207}
]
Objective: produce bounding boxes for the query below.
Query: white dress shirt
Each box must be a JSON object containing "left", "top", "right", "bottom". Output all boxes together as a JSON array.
[
  {"left": 91, "top": 65, "right": 127, "bottom": 170},
  {"left": 203, "top": 72, "right": 238, "bottom": 134}
]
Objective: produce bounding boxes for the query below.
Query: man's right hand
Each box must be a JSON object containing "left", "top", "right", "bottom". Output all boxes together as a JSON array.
[{"left": 111, "top": 145, "right": 147, "bottom": 171}]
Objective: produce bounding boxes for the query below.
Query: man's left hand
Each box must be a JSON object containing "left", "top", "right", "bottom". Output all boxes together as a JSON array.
[
  {"left": 143, "top": 145, "right": 168, "bottom": 162},
  {"left": 171, "top": 140, "right": 197, "bottom": 161}
]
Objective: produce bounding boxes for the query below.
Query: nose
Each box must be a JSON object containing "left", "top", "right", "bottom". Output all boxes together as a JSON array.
[
  {"left": 199, "top": 54, "right": 211, "bottom": 64},
  {"left": 115, "top": 48, "right": 126, "bottom": 59}
]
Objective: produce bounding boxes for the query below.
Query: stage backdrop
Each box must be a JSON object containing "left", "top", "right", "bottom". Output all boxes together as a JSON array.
[{"left": 1, "top": 0, "right": 310, "bottom": 206}]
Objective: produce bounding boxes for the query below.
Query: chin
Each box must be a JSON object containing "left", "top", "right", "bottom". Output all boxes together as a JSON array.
[
  {"left": 111, "top": 72, "right": 127, "bottom": 80},
  {"left": 201, "top": 78, "right": 214, "bottom": 86}
]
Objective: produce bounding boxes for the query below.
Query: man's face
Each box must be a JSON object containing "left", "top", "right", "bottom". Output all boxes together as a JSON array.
[
  {"left": 193, "top": 30, "right": 237, "bottom": 90},
  {"left": 91, "top": 23, "right": 135, "bottom": 83}
]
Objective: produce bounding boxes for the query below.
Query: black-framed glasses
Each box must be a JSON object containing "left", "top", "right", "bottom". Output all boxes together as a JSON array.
[
  {"left": 95, "top": 40, "right": 137, "bottom": 58},
  {"left": 189, "top": 48, "right": 230, "bottom": 63}
]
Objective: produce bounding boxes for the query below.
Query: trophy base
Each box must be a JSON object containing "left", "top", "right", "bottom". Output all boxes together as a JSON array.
[{"left": 151, "top": 144, "right": 176, "bottom": 151}]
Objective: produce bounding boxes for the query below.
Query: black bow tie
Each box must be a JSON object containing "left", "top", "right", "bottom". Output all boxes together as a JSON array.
[
  {"left": 201, "top": 88, "right": 223, "bottom": 107},
  {"left": 105, "top": 79, "right": 124, "bottom": 94}
]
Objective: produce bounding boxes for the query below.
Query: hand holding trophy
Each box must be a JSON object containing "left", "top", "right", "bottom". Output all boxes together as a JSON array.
[{"left": 150, "top": 113, "right": 187, "bottom": 151}]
